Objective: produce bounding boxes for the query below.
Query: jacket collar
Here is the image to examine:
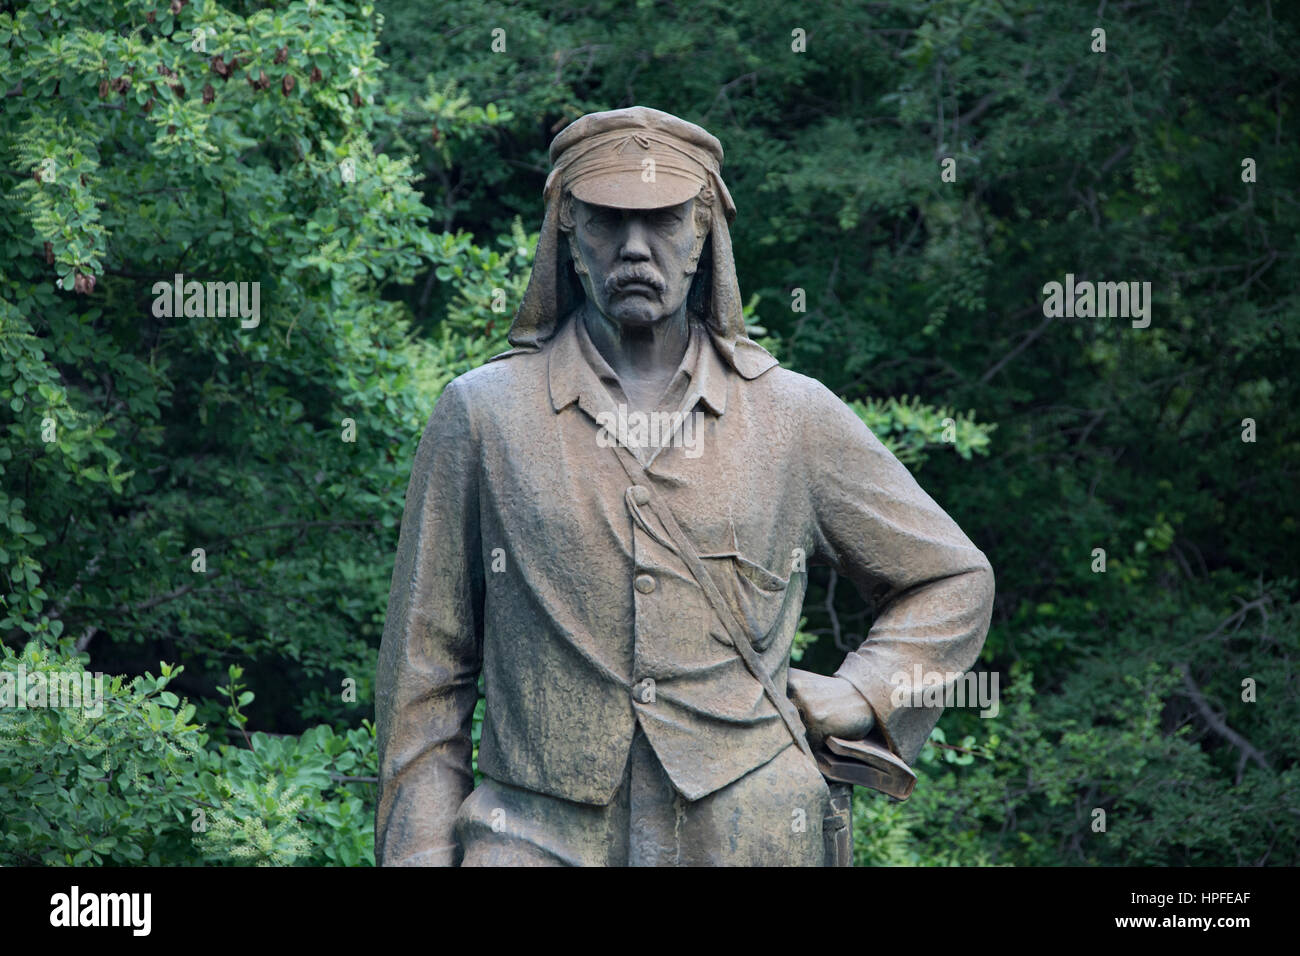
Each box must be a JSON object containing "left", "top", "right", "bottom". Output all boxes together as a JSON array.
[{"left": 548, "top": 311, "right": 729, "bottom": 418}]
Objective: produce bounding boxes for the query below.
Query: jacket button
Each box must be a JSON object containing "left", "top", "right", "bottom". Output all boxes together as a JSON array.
[
  {"left": 629, "top": 484, "right": 651, "bottom": 506},
  {"left": 634, "top": 573, "right": 656, "bottom": 594}
]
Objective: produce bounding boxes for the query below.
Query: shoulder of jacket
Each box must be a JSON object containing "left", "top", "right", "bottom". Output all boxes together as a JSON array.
[
  {"left": 451, "top": 349, "right": 543, "bottom": 396},
  {"left": 744, "top": 364, "right": 842, "bottom": 406}
]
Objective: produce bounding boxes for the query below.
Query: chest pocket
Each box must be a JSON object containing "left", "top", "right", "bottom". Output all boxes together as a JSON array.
[
  {"left": 628, "top": 490, "right": 803, "bottom": 655},
  {"left": 700, "top": 550, "right": 803, "bottom": 654}
]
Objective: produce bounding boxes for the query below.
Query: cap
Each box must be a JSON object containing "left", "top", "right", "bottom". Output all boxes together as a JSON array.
[{"left": 546, "top": 106, "right": 725, "bottom": 211}]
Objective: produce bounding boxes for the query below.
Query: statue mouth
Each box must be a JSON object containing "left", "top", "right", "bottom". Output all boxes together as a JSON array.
[{"left": 613, "top": 281, "right": 659, "bottom": 297}]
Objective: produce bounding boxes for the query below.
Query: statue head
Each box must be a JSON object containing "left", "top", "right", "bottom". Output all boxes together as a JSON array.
[
  {"left": 551, "top": 106, "right": 720, "bottom": 330},
  {"left": 501, "top": 106, "right": 778, "bottom": 378}
]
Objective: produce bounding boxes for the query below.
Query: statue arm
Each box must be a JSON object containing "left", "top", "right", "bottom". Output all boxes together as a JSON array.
[
  {"left": 375, "top": 378, "right": 485, "bottom": 866},
  {"left": 805, "top": 386, "right": 995, "bottom": 766}
]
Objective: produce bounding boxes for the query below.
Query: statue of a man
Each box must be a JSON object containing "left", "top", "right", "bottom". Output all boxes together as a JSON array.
[{"left": 375, "top": 106, "right": 994, "bottom": 866}]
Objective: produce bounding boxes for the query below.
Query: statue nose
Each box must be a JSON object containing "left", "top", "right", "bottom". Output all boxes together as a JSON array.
[{"left": 618, "top": 221, "right": 652, "bottom": 261}]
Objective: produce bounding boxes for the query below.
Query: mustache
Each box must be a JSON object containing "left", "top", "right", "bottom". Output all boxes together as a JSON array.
[{"left": 605, "top": 266, "right": 666, "bottom": 297}]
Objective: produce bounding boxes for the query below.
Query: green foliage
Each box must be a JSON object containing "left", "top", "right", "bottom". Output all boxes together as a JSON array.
[
  {"left": 194, "top": 721, "right": 376, "bottom": 867},
  {"left": 0, "top": 642, "right": 203, "bottom": 864},
  {"left": 423, "top": 219, "right": 535, "bottom": 383},
  {"left": 0, "top": 642, "right": 376, "bottom": 865},
  {"left": 0, "top": 0, "right": 455, "bottom": 730},
  {"left": 849, "top": 395, "right": 993, "bottom": 466}
]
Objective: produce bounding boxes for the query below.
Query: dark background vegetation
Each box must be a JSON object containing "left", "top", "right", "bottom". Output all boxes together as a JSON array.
[{"left": 2, "top": 0, "right": 1296, "bottom": 865}]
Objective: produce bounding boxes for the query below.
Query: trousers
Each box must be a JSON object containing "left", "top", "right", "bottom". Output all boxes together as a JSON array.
[{"left": 455, "top": 727, "right": 831, "bottom": 866}]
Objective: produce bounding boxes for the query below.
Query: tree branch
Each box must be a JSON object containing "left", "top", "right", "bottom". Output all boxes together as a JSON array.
[{"left": 1175, "top": 663, "right": 1271, "bottom": 783}]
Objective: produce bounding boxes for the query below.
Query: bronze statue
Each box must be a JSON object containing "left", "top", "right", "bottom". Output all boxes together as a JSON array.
[{"left": 375, "top": 106, "right": 994, "bottom": 866}]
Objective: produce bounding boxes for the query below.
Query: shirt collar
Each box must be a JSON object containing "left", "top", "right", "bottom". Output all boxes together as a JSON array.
[{"left": 549, "top": 311, "right": 729, "bottom": 418}]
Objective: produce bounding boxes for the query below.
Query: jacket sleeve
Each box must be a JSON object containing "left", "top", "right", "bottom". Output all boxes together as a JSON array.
[
  {"left": 375, "top": 377, "right": 484, "bottom": 866},
  {"left": 805, "top": 386, "right": 995, "bottom": 767}
]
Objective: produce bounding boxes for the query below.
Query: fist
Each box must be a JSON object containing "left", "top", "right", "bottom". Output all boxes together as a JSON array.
[{"left": 787, "top": 668, "right": 875, "bottom": 747}]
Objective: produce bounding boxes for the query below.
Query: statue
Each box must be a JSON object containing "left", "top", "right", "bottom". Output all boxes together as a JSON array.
[{"left": 375, "top": 106, "right": 994, "bottom": 866}]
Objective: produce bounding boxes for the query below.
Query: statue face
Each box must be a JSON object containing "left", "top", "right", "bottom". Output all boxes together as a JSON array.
[{"left": 569, "top": 197, "right": 700, "bottom": 328}]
